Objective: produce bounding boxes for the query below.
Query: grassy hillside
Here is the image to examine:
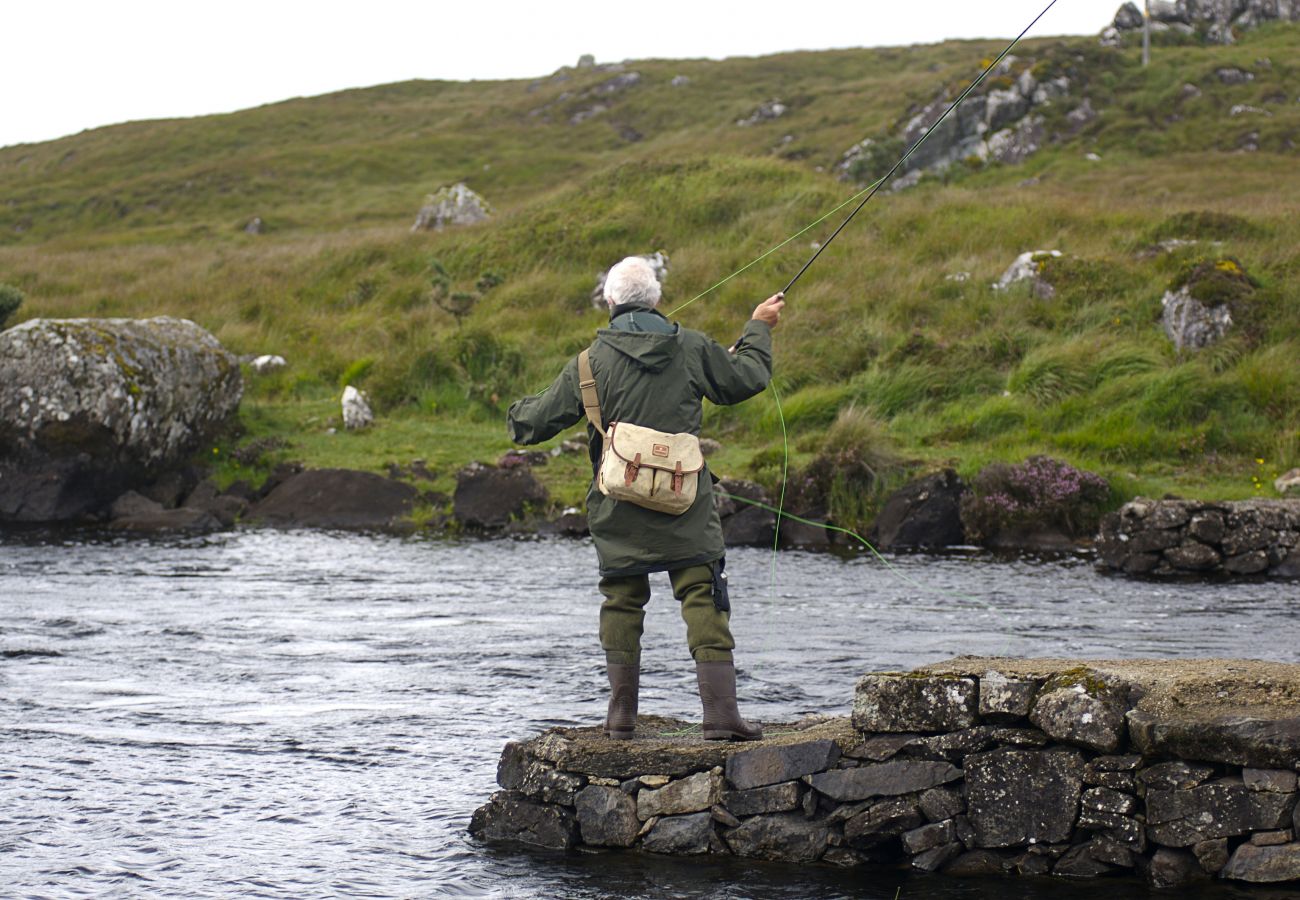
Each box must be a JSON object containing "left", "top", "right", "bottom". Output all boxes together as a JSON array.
[{"left": 2, "top": 27, "right": 1298, "bottom": 522}]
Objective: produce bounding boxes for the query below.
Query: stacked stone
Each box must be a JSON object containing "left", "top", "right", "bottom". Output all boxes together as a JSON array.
[
  {"left": 470, "top": 661, "right": 1300, "bottom": 888},
  {"left": 1098, "top": 498, "right": 1300, "bottom": 577}
]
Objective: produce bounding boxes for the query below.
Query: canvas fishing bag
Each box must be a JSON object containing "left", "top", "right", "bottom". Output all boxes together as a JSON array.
[{"left": 577, "top": 349, "right": 704, "bottom": 516}]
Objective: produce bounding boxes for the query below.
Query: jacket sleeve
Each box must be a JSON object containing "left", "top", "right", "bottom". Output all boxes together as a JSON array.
[
  {"left": 698, "top": 319, "right": 773, "bottom": 406},
  {"left": 507, "top": 356, "right": 585, "bottom": 445}
]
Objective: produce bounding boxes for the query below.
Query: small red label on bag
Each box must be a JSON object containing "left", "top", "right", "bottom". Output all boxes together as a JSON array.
[{"left": 652, "top": 444, "right": 670, "bottom": 457}]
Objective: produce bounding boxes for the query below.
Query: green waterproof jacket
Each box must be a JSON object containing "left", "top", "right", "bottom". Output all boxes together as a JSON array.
[{"left": 507, "top": 305, "right": 773, "bottom": 576}]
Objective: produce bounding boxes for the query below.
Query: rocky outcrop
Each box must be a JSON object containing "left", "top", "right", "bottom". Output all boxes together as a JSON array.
[
  {"left": 1105, "top": 0, "right": 1300, "bottom": 46},
  {"left": 472, "top": 657, "right": 1300, "bottom": 889},
  {"left": 411, "top": 183, "right": 491, "bottom": 232},
  {"left": 0, "top": 317, "right": 241, "bottom": 523},
  {"left": 992, "top": 250, "right": 1061, "bottom": 298},
  {"left": 1097, "top": 498, "right": 1300, "bottom": 577},
  {"left": 736, "top": 100, "right": 787, "bottom": 127},
  {"left": 590, "top": 251, "right": 669, "bottom": 309},
  {"left": 341, "top": 385, "right": 373, "bottom": 430},
  {"left": 838, "top": 52, "right": 1085, "bottom": 185}
]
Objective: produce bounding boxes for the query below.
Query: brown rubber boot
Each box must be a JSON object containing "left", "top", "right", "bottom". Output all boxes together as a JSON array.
[
  {"left": 696, "top": 660, "right": 763, "bottom": 741},
  {"left": 604, "top": 662, "right": 639, "bottom": 740}
]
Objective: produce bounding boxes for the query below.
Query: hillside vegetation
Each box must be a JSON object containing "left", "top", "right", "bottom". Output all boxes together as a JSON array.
[{"left": 2, "top": 27, "right": 1298, "bottom": 522}]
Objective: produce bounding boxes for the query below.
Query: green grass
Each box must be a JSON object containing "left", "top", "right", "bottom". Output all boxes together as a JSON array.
[{"left": 2, "top": 28, "right": 1299, "bottom": 519}]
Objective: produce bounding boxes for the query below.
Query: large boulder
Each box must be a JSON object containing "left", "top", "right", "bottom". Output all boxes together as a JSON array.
[
  {"left": 869, "top": 469, "right": 967, "bottom": 550},
  {"left": 453, "top": 462, "right": 548, "bottom": 529},
  {"left": 0, "top": 317, "right": 242, "bottom": 522},
  {"left": 247, "top": 469, "right": 419, "bottom": 530}
]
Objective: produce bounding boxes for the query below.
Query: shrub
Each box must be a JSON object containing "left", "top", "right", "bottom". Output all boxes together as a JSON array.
[
  {"left": 961, "top": 455, "right": 1110, "bottom": 541},
  {"left": 0, "top": 284, "right": 24, "bottom": 330},
  {"left": 787, "top": 405, "right": 903, "bottom": 531}
]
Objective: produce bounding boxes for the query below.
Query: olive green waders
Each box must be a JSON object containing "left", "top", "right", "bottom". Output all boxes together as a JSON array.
[{"left": 599, "top": 565, "right": 761, "bottom": 741}]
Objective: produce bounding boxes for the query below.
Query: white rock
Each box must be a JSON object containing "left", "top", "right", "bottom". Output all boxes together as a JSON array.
[
  {"left": 411, "top": 183, "right": 491, "bottom": 232},
  {"left": 250, "top": 354, "right": 286, "bottom": 374},
  {"left": 993, "top": 250, "right": 1061, "bottom": 292},
  {"left": 1273, "top": 468, "right": 1300, "bottom": 494},
  {"left": 341, "top": 385, "right": 374, "bottom": 430}
]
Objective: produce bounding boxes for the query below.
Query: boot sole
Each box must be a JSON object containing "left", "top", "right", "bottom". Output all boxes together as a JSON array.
[
  {"left": 702, "top": 727, "right": 763, "bottom": 741},
  {"left": 605, "top": 728, "right": 635, "bottom": 740}
]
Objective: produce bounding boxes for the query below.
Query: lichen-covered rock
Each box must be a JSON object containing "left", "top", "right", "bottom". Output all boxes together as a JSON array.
[
  {"left": 1128, "top": 709, "right": 1300, "bottom": 769},
  {"left": 1221, "top": 843, "right": 1300, "bottom": 883},
  {"left": 1243, "top": 768, "right": 1299, "bottom": 793},
  {"left": 724, "top": 813, "right": 829, "bottom": 862},
  {"left": 965, "top": 749, "right": 1085, "bottom": 847},
  {"left": 1029, "top": 668, "right": 1128, "bottom": 753},
  {"left": 468, "top": 790, "right": 577, "bottom": 849},
  {"left": 641, "top": 812, "right": 712, "bottom": 854},
  {"left": 1145, "top": 782, "right": 1295, "bottom": 846},
  {"left": 853, "top": 674, "right": 977, "bottom": 733},
  {"left": 1193, "top": 837, "right": 1230, "bottom": 873},
  {"left": 901, "top": 819, "right": 956, "bottom": 855},
  {"left": 575, "top": 785, "right": 639, "bottom": 847},
  {"left": 637, "top": 770, "right": 722, "bottom": 820},
  {"left": 978, "top": 670, "right": 1038, "bottom": 722},
  {"left": 411, "top": 183, "right": 491, "bottom": 231},
  {"left": 807, "top": 760, "right": 961, "bottom": 802},
  {"left": 724, "top": 740, "right": 839, "bottom": 791},
  {"left": 0, "top": 317, "right": 242, "bottom": 522},
  {"left": 497, "top": 740, "right": 585, "bottom": 805},
  {"left": 843, "top": 797, "right": 925, "bottom": 845},
  {"left": 992, "top": 250, "right": 1061, "bottom": 297}
]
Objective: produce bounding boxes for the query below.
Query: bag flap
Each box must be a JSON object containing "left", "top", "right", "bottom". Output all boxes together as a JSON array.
[{"left": 607, "top": 422, "right": 704, "bottom": 473}]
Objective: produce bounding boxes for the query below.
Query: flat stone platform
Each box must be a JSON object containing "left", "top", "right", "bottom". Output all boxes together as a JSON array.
[{"left": 472, "top": 658, "right": 1300, "bottom": 888}]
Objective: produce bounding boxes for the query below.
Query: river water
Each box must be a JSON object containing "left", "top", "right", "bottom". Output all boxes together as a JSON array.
[{"left": 2, "top": 530, "right": 1297, "bottom": 898}]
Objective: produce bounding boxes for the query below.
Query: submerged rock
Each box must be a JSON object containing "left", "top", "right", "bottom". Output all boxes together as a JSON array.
[{"left": 0, "top": 317, "right": 241, "bottom": 523}]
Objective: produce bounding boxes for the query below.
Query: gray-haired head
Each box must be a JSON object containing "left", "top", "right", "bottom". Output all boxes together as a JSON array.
[{"left": 604, "top": 256, "right": 662, "bottom": 309}]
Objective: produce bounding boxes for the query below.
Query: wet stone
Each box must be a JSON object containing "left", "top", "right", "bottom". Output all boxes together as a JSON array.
[
  {"left": 709, "top": 804, "right": 741, "bottom": 828},
  {"left": 722, "top": 781, "right": 802, "bottom": 817},
  {"left": 911, "top": 841, "right": 962, "bottom": 873},
  {"left": 575, "top": 785, "right": 639, "bottom": 847},
  {"left": 977, "top": 670, "right": 1037, "bottom": 722},
  {"left": 1165, "top": 541, "right": 1221, "bottom": 571},
  {"left": 469, "top": 790, "right": 578, "bottom": 849},
  {"left": 1139, "top": 847, "right": 1207, "bottom": 890},
  {"left": 637, "top": 770, "right": 722, "bottom": 820},
  {"left": 1244, "top": 768, "right": 1298, "bottom": 793},
  {"left": 852, "top": 674, "right": 977, "bottom": 733},
  {"left": 1187, "top": 511, "right": 1225, "bottom": 543},
  {"left": 724, "top": 739, "right": 839, "bottom": 790},
  {"left": 724, "top": 813, "right": 829, "bottom": 863},
  {"left": 1089, "top": 754, "right": 1142, "bottom": 772},
  {"left": 944, "top": 849, "right": 1012, "bottom": 876},
  {"left": 920, "top": 786, "right": 965, "bottom": 822},
  {"left": 1126, "top": 528, "right": 1183, "bottom": 554},
  {"left": 965, "top": 749, "right": 1085, "bottom": 848},
  {"left": 807, "top": 760, "right": 961, "bottom": 802},
  {"left": 844, "top": 798, "right": 925, "bottom": 845},
  {"left": 1077, "top": 810, "right": 1145, "bottom": 851},
  {"left": 901, "top": 819, "right": 955, "bottom": 855},
  {"left": 497, "top": 742, "right": 585, "bottom": 804},
  {"left": 1028, "top": 669, "right": 1128, "bottom": 753},
  {"left": 822, "top": 847, "right": 869, "bottom": 867},
  {"left": 1089, "top": 836, "right": 1136, "bottom": 868},
  {"left": 1225, "top": 551, "right": 1270, "bottom": 574},
  {"left": 641, "top": 812, "right": 713, "bottom": 855},
  {"left": 1145, "top": 782, "right": 1295, "bottom": 846},
  {"left": 1193, "top": 837, "right": 1230, "bottom": 873},
  {"left": 1222, "top": 842, "right": 1300, "bottom": 882},
  {"left": 1084, "top": 771, "right": 1134, "bottom": 791},
  {"left": 1054, "top": 843, "right": 1113, "bottom": 877}
]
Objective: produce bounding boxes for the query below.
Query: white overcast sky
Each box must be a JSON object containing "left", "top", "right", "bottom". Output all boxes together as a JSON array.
[{"left": 2, "top": 0, "right": 1123, "bottom": 149}]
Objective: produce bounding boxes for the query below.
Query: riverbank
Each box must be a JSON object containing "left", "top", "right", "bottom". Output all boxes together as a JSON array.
[{"left": 471, "top": 656, "right": 1300, "bottom": 888}]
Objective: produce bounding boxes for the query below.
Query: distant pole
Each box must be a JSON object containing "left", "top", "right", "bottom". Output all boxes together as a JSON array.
[{"left": 1143, "top": 0, "right": 1151, "bottom": 67}]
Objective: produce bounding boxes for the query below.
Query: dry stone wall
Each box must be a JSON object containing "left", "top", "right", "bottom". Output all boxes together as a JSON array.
[
  {"left": 471, "top": 657, "right": 1300, "bottom": 889},
  {"left": 1098, "top": 498, "right": 1300, "bottom": 577}
]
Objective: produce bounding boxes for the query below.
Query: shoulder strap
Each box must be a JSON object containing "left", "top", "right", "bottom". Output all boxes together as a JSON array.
[{"left": 577, "top": 348, "right": 604, "bottom": 435}]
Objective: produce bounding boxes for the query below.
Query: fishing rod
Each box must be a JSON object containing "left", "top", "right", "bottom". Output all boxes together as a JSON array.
[{"left": 781, "top": 0, "right": 1062, "bottom": 294}]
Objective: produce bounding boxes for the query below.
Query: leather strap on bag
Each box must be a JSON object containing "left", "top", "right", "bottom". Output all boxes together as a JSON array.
[{"left": 577, "top": 349, "right": 604, "bottom": 434}]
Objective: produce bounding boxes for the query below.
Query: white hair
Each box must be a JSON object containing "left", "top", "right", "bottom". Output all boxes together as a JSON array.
[{"left": 604, "top": 256, "right": 662, "bottom": 308}]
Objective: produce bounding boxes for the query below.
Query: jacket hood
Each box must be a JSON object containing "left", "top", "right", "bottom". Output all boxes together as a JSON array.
[{"left": 595, "top": 328, "right": 681, "bottom": 374}]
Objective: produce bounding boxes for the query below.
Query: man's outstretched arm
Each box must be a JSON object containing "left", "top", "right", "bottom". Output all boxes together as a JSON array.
[
  {"left": 507, "top": 356, "right": 584, "bottom": 445},
  {"left": 699, "top": 292, "right": 785, "bottom": 406}
]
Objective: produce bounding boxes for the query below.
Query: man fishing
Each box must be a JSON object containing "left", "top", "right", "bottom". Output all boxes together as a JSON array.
[{"left": 507, "top": 256, "right": 783, "bottom": 741}]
